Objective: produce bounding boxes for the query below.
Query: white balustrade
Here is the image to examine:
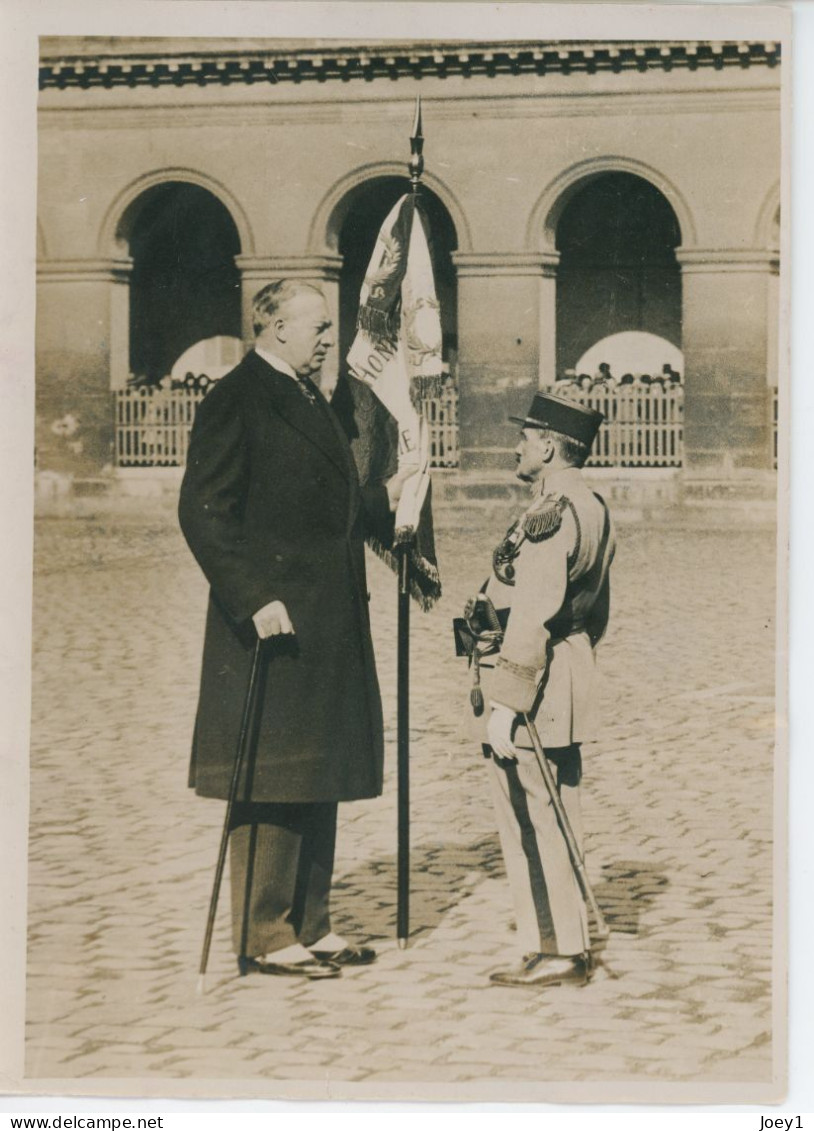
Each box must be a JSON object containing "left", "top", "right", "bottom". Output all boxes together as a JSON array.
[
  {"left": 114, "top": 383, "right": 462, "bottom": 470},
  {"left": 114, "top": 387, "right": 208, "bottom": 467},
  {"left": 114, "top": 383, "right": 692, "bottom": 472},
  {"left": 577, "top": 386, "right": 685, "bottom": 468}
]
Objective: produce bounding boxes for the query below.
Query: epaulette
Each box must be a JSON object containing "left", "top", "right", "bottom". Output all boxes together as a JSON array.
[{"left": 521, "top": 493, "right": 568, "bottom": 542}]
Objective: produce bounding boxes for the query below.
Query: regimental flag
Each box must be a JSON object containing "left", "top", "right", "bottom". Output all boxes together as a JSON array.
[{"left": 347, "top": 192, "right": 443, "bottom": 609}]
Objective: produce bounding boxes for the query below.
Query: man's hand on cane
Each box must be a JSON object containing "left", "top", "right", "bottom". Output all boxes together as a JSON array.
[
  {"left": 252, "top": 600, "right": 295, "bottom": 639},
  {"left": 487, "top": 702, "right": 519, "bottom": 760}
]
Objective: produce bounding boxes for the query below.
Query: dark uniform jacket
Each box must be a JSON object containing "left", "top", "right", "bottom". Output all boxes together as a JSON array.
[{"left": 179, "top": 350, "right": 393, "bottom": 804}]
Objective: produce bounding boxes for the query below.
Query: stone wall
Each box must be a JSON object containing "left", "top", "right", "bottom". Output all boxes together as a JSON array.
[{"left": 36, "top": 40, "right": 782, "bottom": 480}]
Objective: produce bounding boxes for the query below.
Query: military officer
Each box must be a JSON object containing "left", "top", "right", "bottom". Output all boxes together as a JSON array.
[{"left": 464, "top": 392, "right": 615, "bottom": 989}]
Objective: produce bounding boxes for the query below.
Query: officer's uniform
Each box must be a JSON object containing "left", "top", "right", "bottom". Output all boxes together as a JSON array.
[{"left": 466, "top": 398, "right": 615, "bottom": 963}]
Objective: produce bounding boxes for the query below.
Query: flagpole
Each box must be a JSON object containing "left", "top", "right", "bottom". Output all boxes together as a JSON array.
[
  {"left": 396, "top": 534, "right": 410, "bottom": 950},
  {"left": 395, "top": 96, "right": 424, "bottom": 950}
]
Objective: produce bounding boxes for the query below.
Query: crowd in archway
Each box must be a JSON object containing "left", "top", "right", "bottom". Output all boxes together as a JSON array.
[
  {"left": 554, "top": 362, "right": 683, "bottom": 397},
  {"left": 127, "top": 370, "right": 215, "bottom": 392}
]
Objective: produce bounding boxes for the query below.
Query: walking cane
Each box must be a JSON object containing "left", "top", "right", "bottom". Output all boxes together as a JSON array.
[
  {"left": 521, "top": 711, "right": 610, "bottom": 946},
  {"left": 196, "top": 636, "right": 265, "bottom": 995}
]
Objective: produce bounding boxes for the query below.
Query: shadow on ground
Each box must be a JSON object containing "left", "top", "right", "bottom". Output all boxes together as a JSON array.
[
  {"left": 594, "top": 859, "right": 670, "bottom": 937},
  {"left": 331, "top": 844, "right": 669, "bottom": 946},
  {"left": 331, "top": 834, "right": 506, "bottom": 941}
]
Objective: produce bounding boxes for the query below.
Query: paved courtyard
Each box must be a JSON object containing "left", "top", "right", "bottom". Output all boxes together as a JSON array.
[{"left": 25, "top": 495, "right": 779, "bottom": 1099}]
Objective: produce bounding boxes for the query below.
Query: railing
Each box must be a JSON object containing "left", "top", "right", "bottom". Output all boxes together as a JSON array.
[
  {"left": 114, "top": 381, "right": 461, "bottom": 470},
  {"left": 422, "top": 378, "right": 459, "bottom": 468},
  {"left": 115, "top": 387, "right": 208, "bottom": 467},
  {"left": 553, "top": 386, "right": 685, "bottom": 468},
  {"left": 114, "top": 384, "right": 687, "bottom": 472}
]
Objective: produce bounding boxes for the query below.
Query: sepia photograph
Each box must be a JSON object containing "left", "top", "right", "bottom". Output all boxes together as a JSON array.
[{"left": 0, "top": 0, "right": 798, "bottom": 1108}]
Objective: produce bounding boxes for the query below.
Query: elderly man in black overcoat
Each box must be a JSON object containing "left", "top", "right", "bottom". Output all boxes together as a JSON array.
[{"left": 179, "top": 279, "right": 407, "bottom": 980}]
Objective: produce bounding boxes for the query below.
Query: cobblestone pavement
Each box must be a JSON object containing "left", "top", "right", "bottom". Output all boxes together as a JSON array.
[{"left": 25, "top": 498, "right": 779, "bottom": 1096}]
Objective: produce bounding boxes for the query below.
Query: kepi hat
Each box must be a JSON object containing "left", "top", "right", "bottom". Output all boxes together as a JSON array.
[{"left": 509, "top": 391, "right": 604, "bottom": 449}]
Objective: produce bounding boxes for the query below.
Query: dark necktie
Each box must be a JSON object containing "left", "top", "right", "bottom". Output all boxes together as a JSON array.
[{"left": 295, "top": 373, "right": 320, "bottom": 406}]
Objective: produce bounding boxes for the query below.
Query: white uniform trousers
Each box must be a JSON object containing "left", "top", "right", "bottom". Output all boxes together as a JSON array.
[{"left": 487, "top": 743, "right": 590, "bottom": 957}]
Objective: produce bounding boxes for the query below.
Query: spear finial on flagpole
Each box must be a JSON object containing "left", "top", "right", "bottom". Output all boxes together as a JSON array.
[{"left": 409, "top": 95, "right": 424, "bottom": 195}]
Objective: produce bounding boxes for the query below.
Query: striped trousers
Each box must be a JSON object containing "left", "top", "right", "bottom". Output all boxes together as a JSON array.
[
  {"left": 487, "top": 743, "right": 590, "bottom": 957},
  {"left": 228, "top": 800, "right": 337, "bottom": 957}
]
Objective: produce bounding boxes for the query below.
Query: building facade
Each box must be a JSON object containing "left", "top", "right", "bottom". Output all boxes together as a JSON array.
[{"left": 36, "top": 37, "right": 781, "bottom": 480}]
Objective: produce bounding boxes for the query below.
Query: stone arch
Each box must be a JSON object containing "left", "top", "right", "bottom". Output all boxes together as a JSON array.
[
  {"left": 548, "top": 168, "right": 684, "bottom": 379},
  {"left": 754, "top": 181, "right": 781, "bottom": 249},
  {"left": 526, "top": 156, "right": 697, "bottom": 253},
  {"left": 328, "top": 173, "right": 460, "bottom": 374},
  {"left": 309, "top": 161, "right": 472, "bottom": 255},
  {"left": 100, "top": 173, "right": 247, "bottom": 390},
  {"left": 98, "top": 166, "right": 255, "bottom": 259}
]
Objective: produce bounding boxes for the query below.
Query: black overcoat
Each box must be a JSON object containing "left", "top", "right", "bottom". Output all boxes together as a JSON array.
[{"left": 178, "top": 350, "right": 393, "bottom": 804}]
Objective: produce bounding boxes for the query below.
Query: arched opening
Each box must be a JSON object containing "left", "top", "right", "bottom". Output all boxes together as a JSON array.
[
  {"left": 575, "top": 331, "right": 683, "bottom": 381},
  {"left": 119, "top": 182, "right": 242, "bottom": 384},
  {"left": 555, "top": 172, "right": 682, "bottom": 380},
  {"left": 336, "top": 177, "right": 458, "bottom": 376}
]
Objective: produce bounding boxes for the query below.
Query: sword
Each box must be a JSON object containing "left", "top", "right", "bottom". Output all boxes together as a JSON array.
[{"left": 522, "top": 710, "right": 610, "bottom": 946}]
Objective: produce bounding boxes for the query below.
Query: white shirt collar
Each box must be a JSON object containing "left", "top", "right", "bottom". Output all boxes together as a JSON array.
[{"left": 255, "top": 346, "right": 297, "bottom": 381}]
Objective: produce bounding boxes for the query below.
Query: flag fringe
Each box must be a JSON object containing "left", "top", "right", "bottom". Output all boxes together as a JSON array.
[
  {"left": 366, "top": 533, "right": 442, "bottom": 612},
  {"left": 409, "top": 373, "right": 445, "bottom": 409},
  {"left": 357, "top": 305, "right": 401, "bottom": 342}
]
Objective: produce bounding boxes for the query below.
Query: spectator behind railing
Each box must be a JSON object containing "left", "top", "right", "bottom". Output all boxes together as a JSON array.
[
  {"left": 179, "top": 372, "right": 213, "bottom": 392},
  {"left": 554, "top": 362, "right": 683, "bottom": 394},
  {"left": 126, "top": 371, "right": 157, "bottom": 390},
  {"left": 554, "top": 369, "right": 580, "bottom": 399}
]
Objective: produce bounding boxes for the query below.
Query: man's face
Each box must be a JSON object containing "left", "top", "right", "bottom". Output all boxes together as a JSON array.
[
  {"left": 275, "top": 292, "right": 334, "bottom": 378},
  {"left": 514, "top": 427, "right": 549, "bottom": 483}
]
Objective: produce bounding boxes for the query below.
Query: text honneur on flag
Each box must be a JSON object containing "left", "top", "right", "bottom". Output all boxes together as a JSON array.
[{"left": 347, "top": 191, "right": 443, "bottom": 609}]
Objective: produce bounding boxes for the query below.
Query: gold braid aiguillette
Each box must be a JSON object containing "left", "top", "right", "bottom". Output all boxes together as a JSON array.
[{"left": 522, "top": 496, "right": 566, "bottom": 542}]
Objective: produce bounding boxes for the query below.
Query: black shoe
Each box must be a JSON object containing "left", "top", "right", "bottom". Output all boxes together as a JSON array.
[
  {"left": 239, "top": 955, "right": 341, "bottom": 979},
  {"left": 489, "top": 952, "right": 592, "bottom": 988},
  {"left": 309, "top": 943, "right": 377, "bottom": 966}
]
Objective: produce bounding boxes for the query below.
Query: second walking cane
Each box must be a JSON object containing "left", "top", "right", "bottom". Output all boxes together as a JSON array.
[{"left": 196, "top": 636, "right": 265, "bottom": 994}]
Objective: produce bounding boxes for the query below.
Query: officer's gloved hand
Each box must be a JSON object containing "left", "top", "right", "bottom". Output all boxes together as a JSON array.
[
  {"left": 487, "top": 702, "right": 518, "bottom": 761},
  {"left": 385, "top": 462, "right": 419, "bottom": 513},
  {"left": 252, "top": 600, "right": 295, "bottom": 639}
]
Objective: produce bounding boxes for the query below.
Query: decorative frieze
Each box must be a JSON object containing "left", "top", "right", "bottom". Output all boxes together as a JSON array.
[{"left": 40, "top": 40, "right": 781, "bottom": 91}]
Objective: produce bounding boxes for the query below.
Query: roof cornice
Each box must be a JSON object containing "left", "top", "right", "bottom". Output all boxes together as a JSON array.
[{"left": 39, "top": 39, "right": 781, "bottom": 91}]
